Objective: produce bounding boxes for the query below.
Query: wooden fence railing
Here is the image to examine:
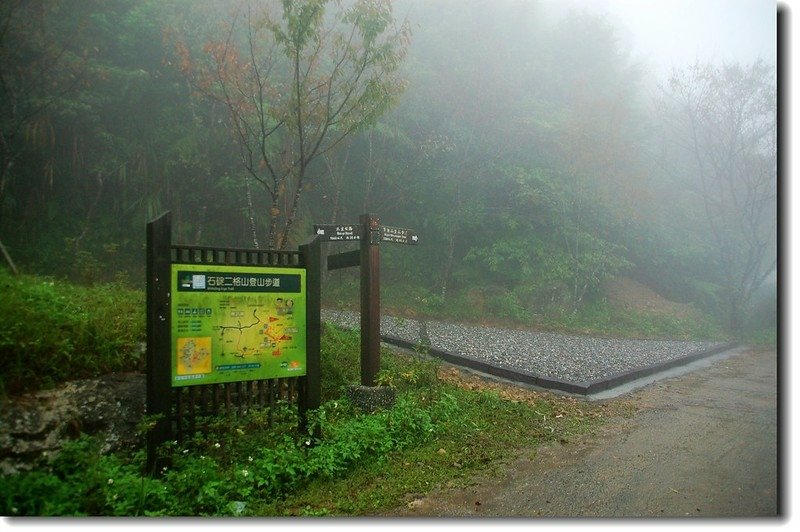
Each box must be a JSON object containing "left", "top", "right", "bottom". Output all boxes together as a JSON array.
[{"left": 146, "top": 212, "right": 321, "bottom": 471}]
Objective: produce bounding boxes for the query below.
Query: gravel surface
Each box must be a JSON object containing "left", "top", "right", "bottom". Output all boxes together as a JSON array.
[{"left": 322, "top": 309, "right": 729, "bottom": 384}]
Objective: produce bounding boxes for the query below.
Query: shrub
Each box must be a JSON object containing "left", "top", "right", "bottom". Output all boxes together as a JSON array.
[{"left": 0, "top": 391, "right": 463, "bottom": 516}]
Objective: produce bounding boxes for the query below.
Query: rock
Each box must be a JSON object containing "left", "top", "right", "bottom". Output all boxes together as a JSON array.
[
  {"left": 345, "top": 384, "right": 396, "bottom": 413},
  {"left": 407, "top": 499, "right": 425, "bottom": 509},
  {"left": 0, "top": 372, "right": 146, "bottom": 475}
]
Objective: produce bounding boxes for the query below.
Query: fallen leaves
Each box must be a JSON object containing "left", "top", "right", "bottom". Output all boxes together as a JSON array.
[{"left": 434, "top": 365, "right": 637, "bottom": 423}]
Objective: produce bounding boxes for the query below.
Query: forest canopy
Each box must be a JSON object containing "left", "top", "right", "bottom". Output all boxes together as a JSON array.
[{"left": 0, "top": 0, "right": 777, "bottom": 337}]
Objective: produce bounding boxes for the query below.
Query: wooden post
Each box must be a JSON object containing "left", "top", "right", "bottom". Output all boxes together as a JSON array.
[
  {"left": 299, "top": 235, "right": 322, "bottom": 426},
  {"left": 146, "top": 211, "right": 172, "bottom": 473},
  {"left": 359, "top": 213, "right": 381, "bottom": 386},
  {"left": 314, "top": 215, "right": 417, "bottom": 388}
]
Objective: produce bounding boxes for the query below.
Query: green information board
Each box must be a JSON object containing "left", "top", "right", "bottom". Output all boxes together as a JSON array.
[{"left": 170, "top": 264, "right": 307, "bottom": 387}]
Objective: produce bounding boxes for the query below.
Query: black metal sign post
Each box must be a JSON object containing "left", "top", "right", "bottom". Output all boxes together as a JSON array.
[{"left": 314, "top": 214, "right": 418, "bottom": 386}]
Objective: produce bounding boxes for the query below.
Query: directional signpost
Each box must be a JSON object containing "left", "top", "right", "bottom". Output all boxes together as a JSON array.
[
  {"left": 314, "top": 224, "right": 365, "bottom": 242},
  {"left": 314, "top": 214, "right": 418, "bottom": 386},
  {"left": 380, "top": 225, "right": 419, "bottom": 245},
  {"left": 326, "top": 249, "right": 360, "bottom": 271}
]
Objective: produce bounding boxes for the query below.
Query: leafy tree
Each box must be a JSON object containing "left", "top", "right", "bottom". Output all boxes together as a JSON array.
[
  {"left": 177, "top": 0, "right": 410, "bottom": 249},
  {"left": 656, "top": 61, "right": 777, "bottom": 333},
  {"left": 0, "top": 0, "right": 91, "bottom": 203},
  {"left": 0, "top": 0, "right": 261, "bottom": 279},
  {"left": 0, "top": 0, "right": 93, "bottom": 271}
]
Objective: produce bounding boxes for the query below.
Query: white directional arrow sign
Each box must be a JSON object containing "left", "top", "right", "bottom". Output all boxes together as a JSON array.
[
  {"left": 313, "top": 224, "right": 364, "bottom": 241},
  {"left": 380, "top": 225, "right": 419, "bottom": 245}
]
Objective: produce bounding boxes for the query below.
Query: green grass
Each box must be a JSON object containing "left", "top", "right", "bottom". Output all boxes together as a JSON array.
[
  {"left": 0, "top": 272, "right": 637, "bottom": 516},
  {"left": 0, "top": 268, "right": 726, "bottom": 399},
  {"left": 551, "top": 299, "right": 730, "bottom": 341},
  {"left": 0, "top": 270, "right": 145, "bottom": 396},
  {"left": 741, "top": 326, "right": 777, "bottom": 347},
  {"left": 323, "top": 278, "right": 729, "bottom": 341},
  {"left": 0, "top": 323, "right": 615, "bottom": 517},
  {"left": 0, "top": 268, "right": 749, "bottom": 516},
  {"left": 254, "top": 384, "right": 599, "bottom": 516}
]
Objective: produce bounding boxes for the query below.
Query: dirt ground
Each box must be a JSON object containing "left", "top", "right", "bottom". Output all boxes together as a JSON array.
[{"left": 387, "top": 346, "right": 780, "bottom": 519}]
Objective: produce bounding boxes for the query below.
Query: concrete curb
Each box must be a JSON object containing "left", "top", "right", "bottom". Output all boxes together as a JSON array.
[{"left": 381, "top": 334, "right": 739, "bottom": 396}]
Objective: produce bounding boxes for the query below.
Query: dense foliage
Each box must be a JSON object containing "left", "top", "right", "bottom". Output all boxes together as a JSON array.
[
  {"left": 0, "top": 2, "right": 776, "bottom": 510},
  {"left": 0, "top": 0, "right": 776, "bottom": 335}
]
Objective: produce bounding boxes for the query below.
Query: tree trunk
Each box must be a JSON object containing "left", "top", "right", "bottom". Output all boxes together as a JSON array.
[
  {"left": 440, "top": 229, "right": 456, "bottom": 300},
  {"left": 729, "top": 299, "right": 744, "bottom": 338},
  {"left": 0, "top": 238, "right": 19, "bottom": 276},
  {"left": 280, "top": 169, "right": 305, "bottom": 250},
  {"left": 266, "top": 195, "right": 281, "bottom": 250},
  {"left": 244, "top": 175, "right": 260, "bottom": 249}
]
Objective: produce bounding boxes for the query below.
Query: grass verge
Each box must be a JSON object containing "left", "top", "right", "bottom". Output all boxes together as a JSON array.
[
  {"left": 323, "top": 278, "right": 729, "bottom": 342},
  {"left": 0, "top": 270, "right": 145, "bottom": 397},
  {"left": 0, "top": 325, "right": 629, "bottom": 516}
]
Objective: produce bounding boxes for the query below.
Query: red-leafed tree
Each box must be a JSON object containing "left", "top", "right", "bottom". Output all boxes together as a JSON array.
[{"left": 177, "top": 0, "right": 410, "bottom": 249}]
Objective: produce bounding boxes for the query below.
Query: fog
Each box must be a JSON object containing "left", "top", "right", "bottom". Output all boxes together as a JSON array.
[
  {"left": 399, "top": 0, "right": 777, "bottom": 88},
  {"left": 597, "top": 0, "right": 776, "bottom": 76},
  {"left": 0, "top": 0, "right": 778, "bottom": 336}
]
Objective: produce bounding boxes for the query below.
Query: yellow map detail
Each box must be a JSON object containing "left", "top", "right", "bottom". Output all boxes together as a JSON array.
[{"left": 176, "top": 337, "right": 212, "bottom": 375}]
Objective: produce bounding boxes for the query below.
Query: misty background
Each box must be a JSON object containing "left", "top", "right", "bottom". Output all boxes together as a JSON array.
[{"left": 0, "top": 0, "right": 777, "bottom": 340}]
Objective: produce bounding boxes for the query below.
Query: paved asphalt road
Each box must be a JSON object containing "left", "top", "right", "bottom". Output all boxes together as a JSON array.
[{"left": 388, "top": 346, "right": 781, "bottom": 520}]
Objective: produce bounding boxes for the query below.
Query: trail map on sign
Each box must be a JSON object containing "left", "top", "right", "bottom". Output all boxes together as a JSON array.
[
  {"left": 170, "top": 264, "right": 306, "bottom": 387},
  {"left": 216, "top": 296, "right": 297, "bottom": 359}
]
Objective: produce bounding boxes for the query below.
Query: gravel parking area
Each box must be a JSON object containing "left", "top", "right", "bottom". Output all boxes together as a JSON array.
[{"left": 322, "top": 309, "right": 730, "bottom": 388}]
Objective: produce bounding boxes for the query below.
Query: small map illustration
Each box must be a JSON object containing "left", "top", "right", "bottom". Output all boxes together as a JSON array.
[{"left": 176, "top": 337, "right": 212, "bottom": 375}]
